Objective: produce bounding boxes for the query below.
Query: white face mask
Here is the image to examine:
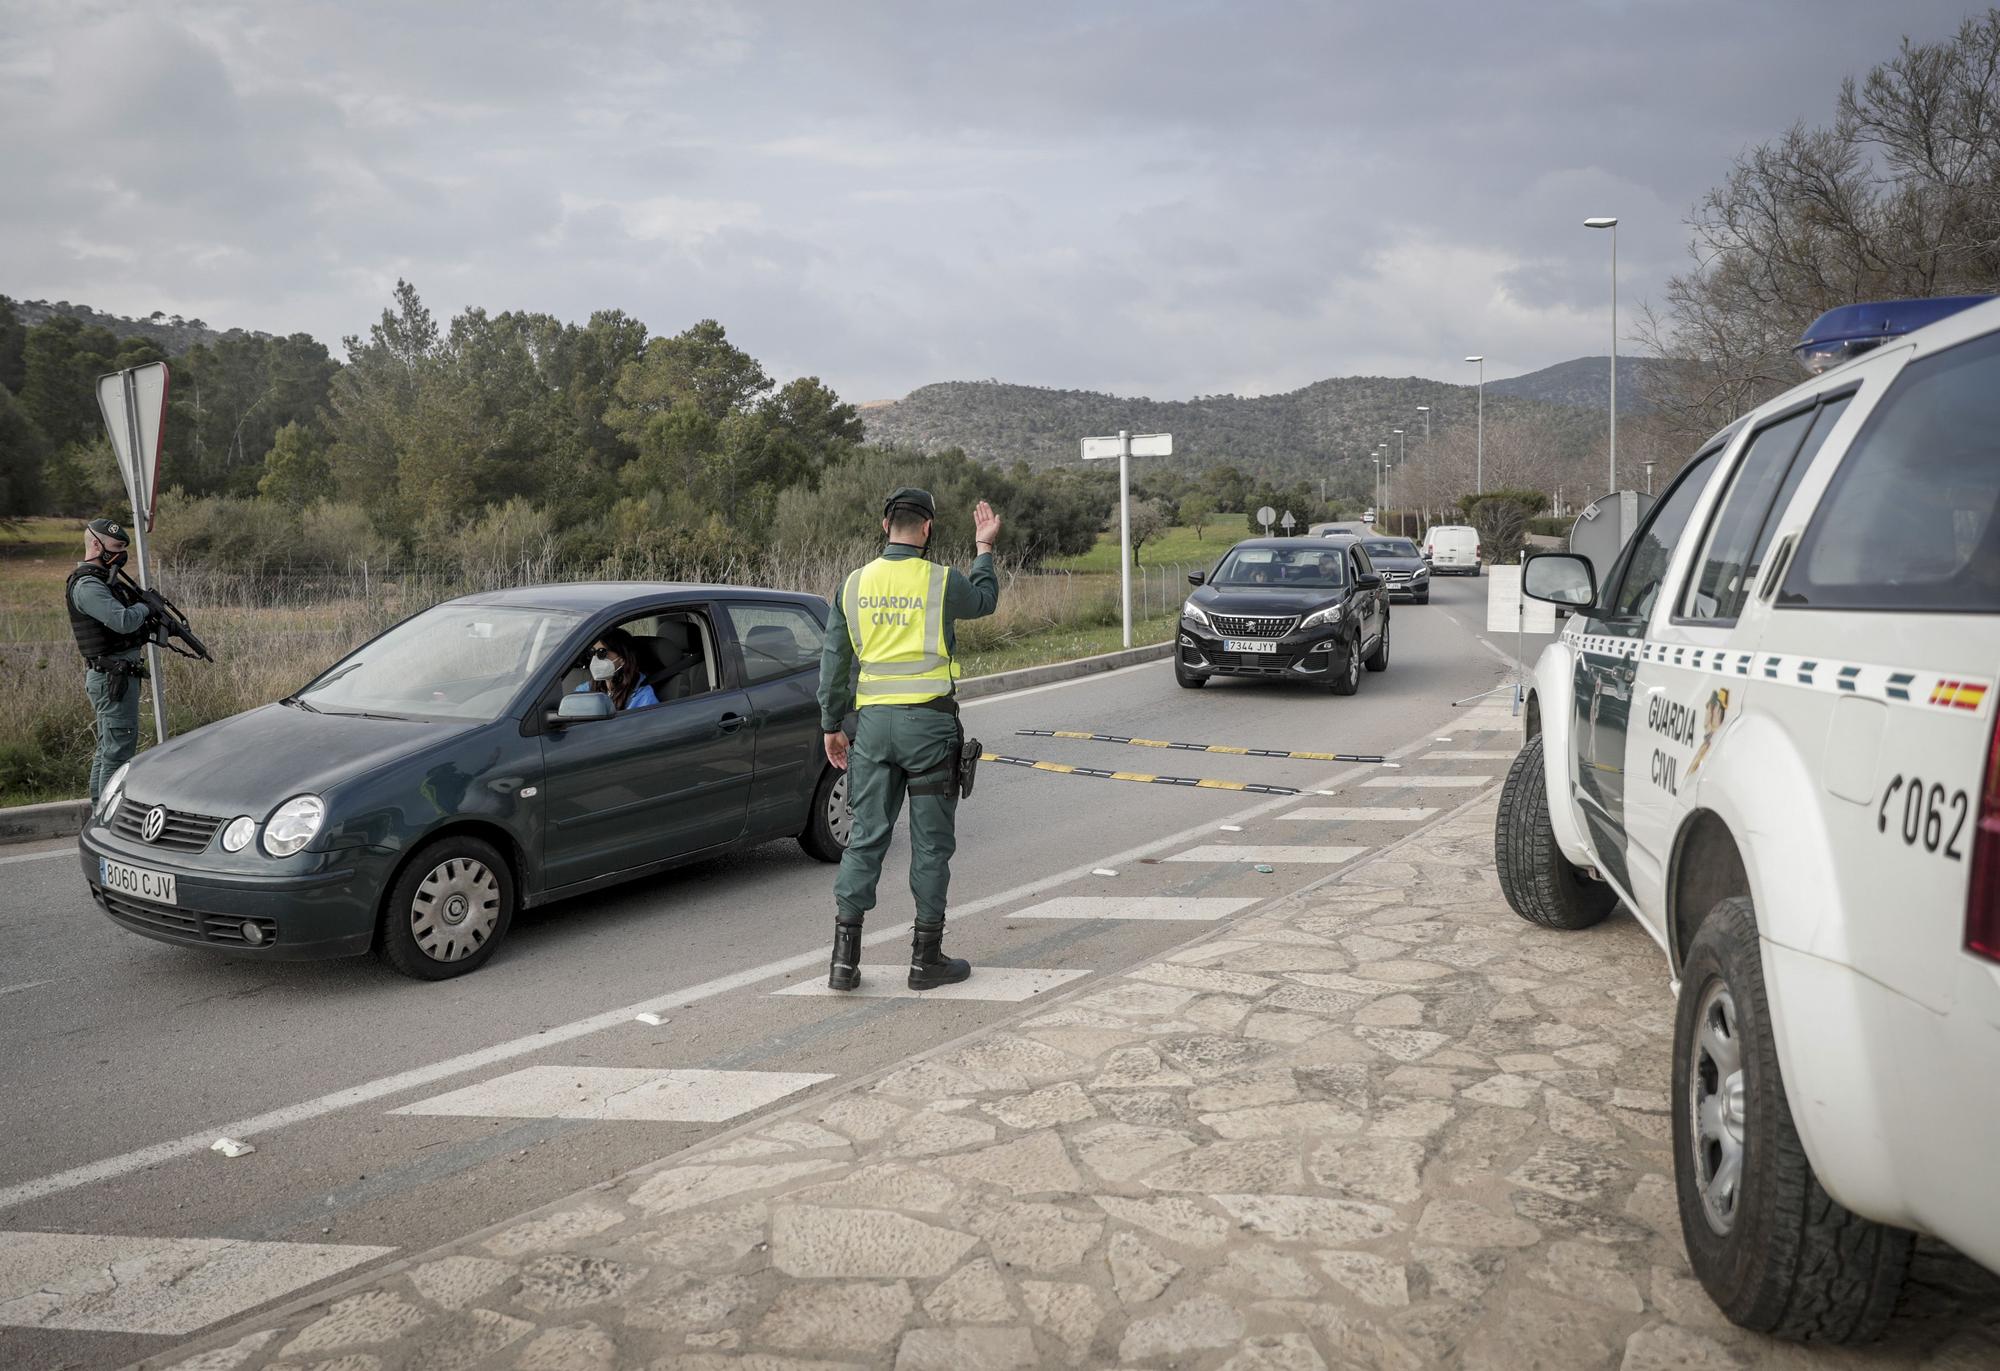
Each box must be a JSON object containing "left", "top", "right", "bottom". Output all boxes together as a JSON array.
[{"left": 589, "top": 654, "right": 618, "bottom": 681}]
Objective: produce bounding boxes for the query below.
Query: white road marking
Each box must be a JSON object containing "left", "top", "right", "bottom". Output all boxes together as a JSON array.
[
  {"left": 0, "top": 847, "right": 70, "bottom": 865},
  {"left": 0, "top": 1231, "right": 392, "bottom": 1335},
  {"left": 1424, "top": 750, "right": 1513, "bottom": 760},
  {"left": 1009, "top": 896, "right": 1258, "bottom": 921},
  {"left": 0, "top": 979, "right": 56, "bottom": 998},
  {"left": 393, "top": 1067, "right": 832, "bottom": 1124},
  {"left": 1166, "top": 845, "right": 1367, "bottom": 863},
  {"left": 0, "top": 728, "right": 1407, "bottom": 1213},
  {"left": 774, "top": 967, "right": 1089, "bottom": 1001},
  {"left": 1361, "top": 775, "right": 1489, "bottom": 788},
  {"left": 1278, "top": 807, "right": 1437, "bottom": 822}
]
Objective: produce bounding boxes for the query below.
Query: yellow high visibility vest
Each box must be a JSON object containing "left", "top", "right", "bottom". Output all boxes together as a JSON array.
[{"left": 842, "top": 556, "right": 956, "bottom": 706}]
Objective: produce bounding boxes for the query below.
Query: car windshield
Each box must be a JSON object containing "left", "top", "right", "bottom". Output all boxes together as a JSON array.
[
  {"left": 1213, "top": 547, "right": 1346, "bottom": 589},
  {"left": 296, "top": 604, "right": 584, "bottom": 721},
  {"left": 1362, "top": 539, "right": 1419, "bottom": 558}
]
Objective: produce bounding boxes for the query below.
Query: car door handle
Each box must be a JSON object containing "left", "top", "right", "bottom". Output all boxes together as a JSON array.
[{"left": 718, "top": 712, "right": 746, "bottom": 733}]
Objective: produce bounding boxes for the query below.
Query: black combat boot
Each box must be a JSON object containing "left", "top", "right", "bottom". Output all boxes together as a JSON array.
[
  {"left": 908, "top": 924, "right": 971, "bottom": 990},
  {"left": 828, "top": 920, "right": 863, "bottom": 991}
]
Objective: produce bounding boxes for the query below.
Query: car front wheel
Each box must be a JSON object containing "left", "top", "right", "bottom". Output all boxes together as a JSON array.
[
  {"left": 799, "top": 765, "right": 852, "bottom": 863},
  {"left": 1174, "top": 655, "right": 1207, "bottom": 689},
  {"left": 1364, "top": 618, "right": 1390, "bottom": 672},
  {"left": 379, "top": 836, "right": 514, "bottom": 980},
  {"left": 1673, "top": 897, "right": 1913, "bottom": 1342},
  {"left": 1494, "top": 734, "right": 1616, "bottom": 929},
  {"left": 1328, "top": 638, "right": 1361, "bottom": 695}
]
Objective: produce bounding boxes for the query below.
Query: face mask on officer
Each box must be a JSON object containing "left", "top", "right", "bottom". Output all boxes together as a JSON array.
[{"left": 588, "top": 648, "right": 620, "bottom": 681}]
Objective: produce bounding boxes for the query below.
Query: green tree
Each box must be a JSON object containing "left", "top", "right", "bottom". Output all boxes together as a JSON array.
[
  {"left": 0, "top": 296, "right": 26, "bottom": 394},
  {"left": 258, "top": 421, "right": 333, "bottom": 510},
  {"left": 1128, "top": 498, "right": 1170, "bottom": 565},
  {"left": 19, "top": 315, "right": 120, "bottom": 449},
  {"left": 1177, "top": 493, "right": 1215, "bottom": 538},
  {"left": 0, "top": 383, "right": 49, "bottom": 516}
]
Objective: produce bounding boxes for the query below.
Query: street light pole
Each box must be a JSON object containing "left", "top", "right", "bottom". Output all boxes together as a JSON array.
[
  {"left": 1391, "top": 429, "right": 1404, "bottom": 534},
  {"left": 1465, "top": 356, "right": 1485, "bottom": 495},
  {"left": 1586, "top": 216, "right": 1618, "bottom": 493},
  {"left": 1642, "top": 461, "right": 1655, "bottom": 495},
  {"left": 1415, "top": 405, "right": 1431, "bottom": 526}
]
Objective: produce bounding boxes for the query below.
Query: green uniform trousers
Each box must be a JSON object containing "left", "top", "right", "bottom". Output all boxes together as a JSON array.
[
  {"left": 85, "top": 665, "right": 142, "bottom": 802},
  {"left": 834, "top": 704, "right": 960, "bottom": 930}
]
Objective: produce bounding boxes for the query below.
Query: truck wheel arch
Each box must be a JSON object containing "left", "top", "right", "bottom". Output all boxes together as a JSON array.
[{"left": 1668, "top": 808, "right": 1749, "bottom": 975}]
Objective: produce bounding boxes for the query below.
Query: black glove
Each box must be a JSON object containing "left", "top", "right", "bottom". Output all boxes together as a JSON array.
[{"left": 139, "top": 587, "right": 170, "bottom": 616}]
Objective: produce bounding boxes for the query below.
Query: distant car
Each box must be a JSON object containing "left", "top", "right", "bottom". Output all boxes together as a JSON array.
[
  {"left": 1308, "top": 520, "right": 1374, "bottom": 539},
  {"left": 1423, "top": 524, "right": 1481, "bottom": 574},
  {"left": 80, "top": 584, "right": 852, "bottom": 980},
  {"left": 1176, "top": 537, "right": 1390, "bottom": 695},
  {"left": 1357, "top": 536, "right": 1432, "bottom": 603}
]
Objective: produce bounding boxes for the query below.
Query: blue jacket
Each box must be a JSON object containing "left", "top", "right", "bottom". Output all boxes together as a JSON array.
[{"left": 574, "top": 680, "right": 659, "bottom": 710}]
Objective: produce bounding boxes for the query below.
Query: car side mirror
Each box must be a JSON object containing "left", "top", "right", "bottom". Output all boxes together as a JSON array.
[
  {"left": 1523, "top": 552, "right": 1597, "bottom": 609},
  {"left": 1187, "top": 571, "right": 1206, "bottom": 586},
  {"left": 550, "top": 691, "right": 615, "bottom": 727},
  {"left": 1357, "top": 573, "right": 1383, "bottom": 589}
]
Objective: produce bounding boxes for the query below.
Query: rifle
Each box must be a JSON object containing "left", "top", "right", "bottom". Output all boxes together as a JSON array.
[{"left": 116, "top": 569, "right": 215, "bottom": 662}]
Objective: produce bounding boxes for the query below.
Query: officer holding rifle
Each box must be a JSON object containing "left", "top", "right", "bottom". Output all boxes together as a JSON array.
[
  {"left": 818, "top": 489, "right": 1001, "bottom": 992},
  {"left": 67, "top": 517, "right": 179, "bottom": 801}
]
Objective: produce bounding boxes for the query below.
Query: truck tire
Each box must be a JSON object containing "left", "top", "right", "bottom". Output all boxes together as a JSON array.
[
  {"left": 1494, "top": 734, "right": 1616, "bottom": 929},
  {"left": 1673, "top": 898, "right": 1913, "bottom": 1342}
]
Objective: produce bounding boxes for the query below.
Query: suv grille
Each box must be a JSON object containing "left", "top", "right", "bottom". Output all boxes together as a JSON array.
[
  {"left": 1210, "top": 613, "right": 1298, "bottom": 638},
  {"left": 112, "top": 801, "right": 224, "bottom": 853}
]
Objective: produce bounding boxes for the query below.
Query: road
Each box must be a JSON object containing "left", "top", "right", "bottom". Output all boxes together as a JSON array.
[{"left": 0, "top": 575, "right": 1549, "bottom": 1369}]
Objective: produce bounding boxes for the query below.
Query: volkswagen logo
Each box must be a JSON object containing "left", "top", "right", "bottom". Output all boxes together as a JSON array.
[{"left": 141, "top": 806, "right": 168, "bottom": 843}]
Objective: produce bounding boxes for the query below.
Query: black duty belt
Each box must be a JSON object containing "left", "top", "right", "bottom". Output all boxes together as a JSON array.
[{"left": 85, "top": 656, "right": 148, "bottom": 677}]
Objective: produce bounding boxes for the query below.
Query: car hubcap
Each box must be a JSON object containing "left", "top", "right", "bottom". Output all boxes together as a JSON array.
[
  {"left": 1689, "top": 980, "right": 1747, "bottom": 1235},
  {"left": 828, "top": 772, "right": 853, "bottom": 846},
  {"left": 1347, "top": 648, "right": 1359, "bottom": 687},
  {"left": 411, "top": 857, "right": 500, "bottom": 962},
  {"left": 1381, "top": 623, "right": 1389, "bottom": 663}
]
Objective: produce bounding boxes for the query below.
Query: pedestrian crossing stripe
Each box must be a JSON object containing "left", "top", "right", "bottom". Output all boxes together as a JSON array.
[
  {"left": 1017, "top": 730, "right": 1387, "bottom": 765},
  {"left": 980, "top": 752, "right": 1300, "bottom": 795}
]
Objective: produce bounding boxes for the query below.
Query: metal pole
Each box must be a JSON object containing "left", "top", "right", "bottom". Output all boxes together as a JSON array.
[
  {"left": 1609, "top": 223, "right": 1618, "bottom": 495},
  {"left": 122, "top": 371, "right": 169, "bottom": 745},
  {"left": 1118, "top": 430, "right": 1132, "bottom": 648},
  {"left": 1514, "top": 550, "right": 1527, "bottom": 717},
  {"left": 1476, "top": 359, "right": 1485, "bottom": 495}
]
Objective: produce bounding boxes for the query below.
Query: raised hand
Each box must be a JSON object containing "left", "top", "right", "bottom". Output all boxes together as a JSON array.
[{"left": 973, "top": 500, "right": 1002, "bottom": 548}]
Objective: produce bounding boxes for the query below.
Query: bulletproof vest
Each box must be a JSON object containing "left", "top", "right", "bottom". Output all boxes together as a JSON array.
[{"left": 67, "top": 562, "right": 150, "bottom": 660}]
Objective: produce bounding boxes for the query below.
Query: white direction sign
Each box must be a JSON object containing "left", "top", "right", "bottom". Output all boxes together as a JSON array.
[
  {"left": 1485, "top": 564, "right": 1558, "bottom": 635},
  {"left": 1080, "top": 432, "right": 1173, "bottom": 460},
  {"left": 96, "top": 362, "right": 171, "bottom": 530},
  {"left": 1279, "top": 510, "right": 1296, "bottom": 532}
]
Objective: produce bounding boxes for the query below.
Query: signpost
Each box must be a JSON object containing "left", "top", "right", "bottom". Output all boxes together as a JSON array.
[
  {"left": 95, "top": 361, "right": 172, "bottom": 743},
  {"left": 1081, "top": 430, "right": 1173, "bottom": 647},
  {"left": 1485, "top": 559, "right": 1557, "bottom": 716},
  {"left": 1279, "top": 510, "right": 1296, "bottom": 535},
  {"left": 1255, "top": 504, "right": 1276, "bottom": 535}
]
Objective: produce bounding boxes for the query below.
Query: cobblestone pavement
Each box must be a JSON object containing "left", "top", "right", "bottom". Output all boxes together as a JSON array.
[{"left": 145, "top": 795, "right": 2000, "bottom": 1371}]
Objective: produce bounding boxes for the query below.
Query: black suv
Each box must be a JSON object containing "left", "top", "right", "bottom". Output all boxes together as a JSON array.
[{"left": 1176, "top": 537, "right": 1390, "bottom": 695}]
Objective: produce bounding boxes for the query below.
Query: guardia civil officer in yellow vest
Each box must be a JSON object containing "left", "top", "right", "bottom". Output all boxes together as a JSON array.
[{"left": 818, "top": 488, "right": 1001, "bottom": 991}]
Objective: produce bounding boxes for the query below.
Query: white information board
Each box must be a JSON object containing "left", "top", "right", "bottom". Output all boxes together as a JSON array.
[{"left": 1485, "top": 564, "right": 1557, "bottom": 635}]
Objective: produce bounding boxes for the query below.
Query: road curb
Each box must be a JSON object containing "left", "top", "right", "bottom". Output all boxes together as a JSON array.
[
  {"left": 0, "top": 798, "right": 89, "bottom": 846},
  {"left": 0, "top": 643, "right": 1177, "bottom": 846},
  {"left": 956, "top": 638, "right": 1173, "bottom": 699}
]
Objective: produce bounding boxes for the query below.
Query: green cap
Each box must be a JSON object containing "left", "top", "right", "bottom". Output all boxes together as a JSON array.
[
  {"left": 883, "top": 487, "right": 936, "bottom": 521},
  {"left": 86, "top": 517, "right": 130, "bottom": 544}
]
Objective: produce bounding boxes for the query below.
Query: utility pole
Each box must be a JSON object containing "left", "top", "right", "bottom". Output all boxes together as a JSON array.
[{"left": 1465, "top": 356, "right": 1485, "bottom": 494}]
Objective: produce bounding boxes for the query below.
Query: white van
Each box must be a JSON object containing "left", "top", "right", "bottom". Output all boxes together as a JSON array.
[
  {"left": 1499, "top": 293, "right": 2000, "bottom": 1343},
  {"left": 1423, "top": 524, "right": 1480, "bottom": 574}
]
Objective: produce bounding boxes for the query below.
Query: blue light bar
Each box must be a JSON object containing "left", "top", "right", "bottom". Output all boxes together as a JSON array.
[{"left": 1794, "top": 295, "right": 1996, "bottom": 374}]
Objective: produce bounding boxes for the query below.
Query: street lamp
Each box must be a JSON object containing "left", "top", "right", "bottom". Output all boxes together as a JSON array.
[
  {"left": 1465, "top": 356, "right": 1485, "bottom": 494},
  {"left": 1585, "top": 216, "right": 1618, "bottom": 494},
  {"left": 1642, "top": 460, "right": 1656, "bottom": 495},
  {"left": 1415, "top": 406, "right": 1431, "bottom": 525},
  {"left": 1391, "top": 429, "right": 1405, "bottom": 533}
]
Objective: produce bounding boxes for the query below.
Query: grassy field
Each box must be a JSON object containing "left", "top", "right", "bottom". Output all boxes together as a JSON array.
[
  {"left": 0, "top": 518, "right": 1181, "bottom": 807},
  {"left": 1047, "top": 524, "right": 1242, "bottom": 574}
]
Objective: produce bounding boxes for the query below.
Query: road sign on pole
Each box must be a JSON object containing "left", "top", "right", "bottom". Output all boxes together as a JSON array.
[
  {"left": 1081, "top": 431, "right": 1173, "bottom": 647},
  {"left": 96, "top": 362, "right": 170, "bottom": 531},
  {"left": 1279, "top": 510, "right": 1296, "bottom": 534},
  {"left": 1255, "top": 504, "right": 1276, "bottom": 535},
  {"left": 95, "top": 361, "right": 173, "bottom": 744}
]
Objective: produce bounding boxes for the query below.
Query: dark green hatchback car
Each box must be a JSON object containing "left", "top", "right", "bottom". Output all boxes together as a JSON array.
[{"left": 79, "top": 583, "right": 851, "bottom": 979}]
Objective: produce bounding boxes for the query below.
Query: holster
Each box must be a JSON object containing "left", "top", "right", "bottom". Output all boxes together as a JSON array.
[
  {"left": 958, "top": 733, "right": 981, "bottom": 800},
  {"left": 87, "top": 656, "right": 147, "bottom": 704}
]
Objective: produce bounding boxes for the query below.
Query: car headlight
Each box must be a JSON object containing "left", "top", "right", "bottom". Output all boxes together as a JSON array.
[
  {"left": 1411, "top": 565, "right": 1430, "bottom": 578},
  {"left": 1299, "top": 603, "right": 1344, "bottom": 630},
  {"left": 1182, "top": 598, "right": 1213, "bottom": 630},
  {"left": 99, "top": 762, "right": 131, "bottom": 823},
  {"left": 262, "top": 795, "right": 325, "bottom": 857},
  {"left": 221, "top": 816, "right": 257, "bottom": 852}
]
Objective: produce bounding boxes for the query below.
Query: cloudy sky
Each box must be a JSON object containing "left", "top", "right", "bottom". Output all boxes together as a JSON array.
[{"left": 1, "top": 1, "right": 1982, "bottom": 402}]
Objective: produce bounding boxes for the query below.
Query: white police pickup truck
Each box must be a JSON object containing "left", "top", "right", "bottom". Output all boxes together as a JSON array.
[{"left": 1496, "top": 295, "right": 2000, "bottom": 1343}]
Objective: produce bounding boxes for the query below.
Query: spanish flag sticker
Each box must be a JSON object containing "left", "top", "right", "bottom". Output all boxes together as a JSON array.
[{"left": 1929, "top": 680, "right": 1988, "bottom": 712}]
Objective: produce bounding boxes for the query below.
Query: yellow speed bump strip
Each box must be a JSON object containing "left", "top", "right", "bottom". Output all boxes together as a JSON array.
[
  {"left": 1018, "top": 729, "right": 1386, "bottom": 765},
  {"left": 980, "top": 753, "right": 1300, "bottom": 796}
]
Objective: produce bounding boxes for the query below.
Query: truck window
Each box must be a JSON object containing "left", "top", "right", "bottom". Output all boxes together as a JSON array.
[
  {"left": 1679, "top": 396, "right": 1850, "bottom": 623},
  {"left": 1608, "top": 447, "right": 1722, "bottom": 621},
  {"left": 1780, "top": 332, "right": 2000, "bottom": 613}
]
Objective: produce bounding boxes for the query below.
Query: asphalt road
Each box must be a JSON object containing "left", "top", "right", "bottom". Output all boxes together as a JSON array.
[{"left": 0, "top": 574, "right": 1552, "bottom": 1369}]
